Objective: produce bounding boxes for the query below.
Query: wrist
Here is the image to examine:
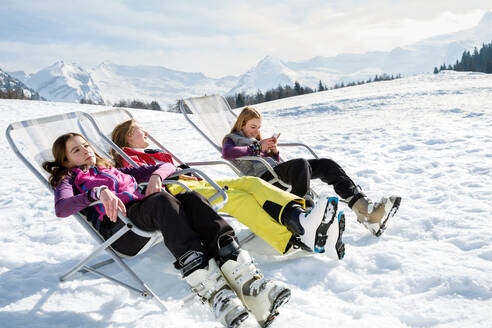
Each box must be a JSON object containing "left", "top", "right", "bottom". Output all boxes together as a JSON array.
[
  {"left": 95, "top": 186, "right": 108, "bottom": 199},
  {"left": 151, "top": 174, "right": 163, "bottom": 182}
]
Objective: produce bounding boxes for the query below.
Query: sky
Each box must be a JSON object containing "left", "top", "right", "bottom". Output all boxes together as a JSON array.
[{"left": 0, "top": 0, "right": 491, "bottom": 78}]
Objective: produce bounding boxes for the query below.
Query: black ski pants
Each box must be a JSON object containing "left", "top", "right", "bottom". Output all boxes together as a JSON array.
[
  {"left": 260, "top": 158, "right": 356, "bottom": 199},
  {"left": 108, "top": 191, "right": 234, "bottom": 262}
]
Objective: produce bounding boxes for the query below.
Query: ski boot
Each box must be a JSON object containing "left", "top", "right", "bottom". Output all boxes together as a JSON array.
[
  {"left": 220, "top": 249, "right": 291, "bottom": 327},
  {"left": 282, "top": 194, "right": 339, "bottom": 252},
  {"left": 348, "top": 191, "right": 402, "bottom": 236},
  {"left": 179, "top": 251, "right": 249, "bottom": 328}
]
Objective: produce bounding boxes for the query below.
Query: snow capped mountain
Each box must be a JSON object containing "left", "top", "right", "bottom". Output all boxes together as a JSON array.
[
  {"left": 226, "top": 56, "right": 297, "bottom": 95},
  {"left": 90, "top": 61, "right": 238, "bottom": 106},
  {"left": 0, "top": 68, "right": 43, "bottom": 100},
  {"left": 23, "top": 61, "right": 103, "bottom": 104},
  {"left": 286, "top": 11, "right": 492, "bottom": 87},
  {"left": 423, "top": 11, "right": 492, "bottom": 45},
  {"left": 7, "top": 70, "right": 31, "bottom": 85},
  {"left": 10, "top": 12, "right": 492, "bottom": 106}
]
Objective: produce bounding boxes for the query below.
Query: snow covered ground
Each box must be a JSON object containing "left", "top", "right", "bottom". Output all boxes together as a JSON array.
[{"left": 0, "top": 71, "right": 491, "bottom": 327}]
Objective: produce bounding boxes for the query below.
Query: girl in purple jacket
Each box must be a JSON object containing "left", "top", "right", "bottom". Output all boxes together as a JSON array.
[
  {"left": 42, "top": 132, "right": 290, "bottom": 328},
  {"left": 223, "top": 106, "right": 402, "bottom": 237}
]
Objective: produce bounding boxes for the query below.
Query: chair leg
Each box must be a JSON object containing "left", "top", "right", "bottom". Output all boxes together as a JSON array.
[{"left": 79, "top": 258, "right": 115, "bottom": 274}]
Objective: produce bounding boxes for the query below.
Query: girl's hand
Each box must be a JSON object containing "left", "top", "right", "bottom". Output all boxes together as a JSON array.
[
  {"left": 146, "top": 174, "right": 163, "bottom": 197},
  {"left": 260, "top": 137, "right": 276, "bottom": 152},
  {"left": 99, "top": 188, "right": 126, "bottom": 222}
]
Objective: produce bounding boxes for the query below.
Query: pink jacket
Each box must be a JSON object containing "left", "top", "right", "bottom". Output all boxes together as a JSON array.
[{"left": 54, "top": 164, "right": 176, "bottom": 220}]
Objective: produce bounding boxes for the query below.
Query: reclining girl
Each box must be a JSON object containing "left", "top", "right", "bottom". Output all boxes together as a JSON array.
[
  {"left": 222, "top": 106, "right": 401, "bottom": 237},
  {"left": 43, "top": 132, "right": 290, "bottom": 328},
  {"left": 111, "top": 120, "right": 345, "bottom": 258}
]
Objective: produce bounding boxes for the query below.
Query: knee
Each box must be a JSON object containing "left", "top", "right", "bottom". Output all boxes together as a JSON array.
[
  {"left": 291, "top": 158, "right": 311, "bottom": 176},
  {"left": 319, "top": 158, "right": 341, "bottom": 170},
  {"left": 240, "top": 176, "right": 264, "bottom": 187},
  {"left": 292, "top": 158, "right": 310, "bottom": 169},
  {"left": 150, "top": 190, "right": 176, "bottom": 203}
]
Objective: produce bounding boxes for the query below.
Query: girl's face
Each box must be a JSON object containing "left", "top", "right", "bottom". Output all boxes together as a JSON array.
[
  {"left": 242, "top": 118, "right": 261, "bottom": 138},
  {"left": 127, "top": 124, "right": 149, "bottom": 149},
  {"left": 64, "top": 136, "right": 96, "bottom": 168}
]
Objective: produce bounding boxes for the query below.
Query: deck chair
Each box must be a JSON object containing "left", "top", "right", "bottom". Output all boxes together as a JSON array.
[
  {"left": 76, "top": 108, "right": 233, "bottom": 210},
  {"left": 78, "top": 108, "right": 256, "bottom": 245},
  {"left": 178, "top": 95, "right": 320, "bottom": 193},
  {"left": 5, "top": 111, "right": 226, "bottom": 311}
]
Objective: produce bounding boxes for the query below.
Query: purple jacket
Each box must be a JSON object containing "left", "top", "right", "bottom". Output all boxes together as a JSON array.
[
  {"left": 54, "top": 163, "right": 176, "bottom": 219},
  {"left": 222, "top": 137, "right": 280, "bottom": 176},
  {"left": 222, "top": 138, "right": 280, "bottom": 161}
]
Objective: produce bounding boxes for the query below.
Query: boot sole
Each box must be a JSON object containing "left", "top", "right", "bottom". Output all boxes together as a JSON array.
[
  {"left": 374, "top": 196, "right": 402, "bottom": 237},
  {"left": 322, "top": 209, "right": 346, "bottom": 260},
  {"left": 314, "top": 197, "right": 339, "bottom": 253},
  {"left": 262, "top": 288, "right": 291, "bottom": 327},
  {"left": 230, "top": 311, "right": 249, "bottom": 328},
  {"left": 335, "top": 212, "right": 346, "bottom": 259}
]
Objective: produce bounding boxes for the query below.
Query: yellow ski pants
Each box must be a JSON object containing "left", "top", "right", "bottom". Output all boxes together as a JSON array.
[{"left": 166, "top": 176, "right": 304, "bottom": 254}]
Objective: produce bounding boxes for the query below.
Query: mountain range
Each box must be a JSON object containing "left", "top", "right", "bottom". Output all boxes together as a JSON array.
[{"left": 6, "top": 11, "right": 492, "bottom": 106}]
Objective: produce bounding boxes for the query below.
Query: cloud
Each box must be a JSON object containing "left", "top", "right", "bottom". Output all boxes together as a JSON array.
[{"left": 1, "top": 0, "right": 491, "bottom": 77}]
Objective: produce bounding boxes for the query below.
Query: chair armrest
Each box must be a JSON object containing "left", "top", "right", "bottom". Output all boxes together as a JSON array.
[
  {"left": 88, "top": 200, "right": 156, "bottom": 238},
  {"left": 233, "top": 156, "right": 291, "bottom": 189},
  {"left": 185, "top": 160, "right": 242, "bottom": 177},
  {"left": 276, "top": 142, "right": 319, "bottom": 159}
]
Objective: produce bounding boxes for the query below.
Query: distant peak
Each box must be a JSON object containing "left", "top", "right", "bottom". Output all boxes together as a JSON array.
[
  {"left": 478, "top": 11, "right": 492, "bottom": 26},
  {"left": 99, "top": 60, "right": 114, "bottom": 67},
  {"left": 48, "top": 60, "right": 65, "bottom": 68},
  {"left": 259, "top": 55, "right": 282, "bottom": 63}
]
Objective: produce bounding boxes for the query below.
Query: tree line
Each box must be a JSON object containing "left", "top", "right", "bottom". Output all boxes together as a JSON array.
[
  {"left": 434, "top": 42, "right": 492, "bottom": 74},
  {"left": 225, "top": 73, "right": 402, "bottom": 109},
  {"left": 80, "top": 98, "right": 161, "bottom": 111},
  {"left": 0, "top": 88, "right": 44, "bottom": 100},
  {"left": 0, "top": 88, "right": 28, "bottom": 99}
]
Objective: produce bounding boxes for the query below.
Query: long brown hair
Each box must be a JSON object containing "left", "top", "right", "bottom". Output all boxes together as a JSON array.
[
  {"left": 222, "top": 106, "right": 262, "bottom": 145},
  {"left": 111, "top": 119, "right": 135, "bottom": 167},
  {"left": 42, "top": 133, "right": 112, "bottom": 188}
]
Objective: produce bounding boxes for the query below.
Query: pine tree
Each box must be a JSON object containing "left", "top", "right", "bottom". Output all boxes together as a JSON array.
[{"left": 235, "top": 93, "right": 245, "bottom": 107}]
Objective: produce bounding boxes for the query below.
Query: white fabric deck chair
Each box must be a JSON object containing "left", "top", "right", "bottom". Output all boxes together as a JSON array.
[
  {"left": 179, "top": 95, "right": 320, "bottom": 193},
  {"left": 78, "top": 108, "right": 256, "bottom": 245},
  {"left": 76, "top": 108, "right": 232, "bottom": 210},
  {"left": 5, "top": 111, "right": 216, "bottom": 311}
]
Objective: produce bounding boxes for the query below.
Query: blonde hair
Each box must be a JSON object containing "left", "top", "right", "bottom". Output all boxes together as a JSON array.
[
  {"left": 111, "top": 119, "right": 136, "bottom": 167},
  {"left": 223, "top": 106, "right": 262, "bottom": 145},
  {"left": 42, "top": 133, "right": 113, "bottom": 187}
]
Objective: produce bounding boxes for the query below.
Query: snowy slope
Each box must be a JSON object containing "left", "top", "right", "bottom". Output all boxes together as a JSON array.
[
  {"left": 23, "top": 61, "right": 103, "bottom": 103},
  {"left": 90, "top": 61, "right": 238, "bottom": 106},
  {"left": 0, "top": 71, "right": 491, "bottom": 328}
]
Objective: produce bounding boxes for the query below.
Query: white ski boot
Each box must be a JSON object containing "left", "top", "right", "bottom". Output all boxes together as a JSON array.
[
  {"left": 349, "top": 193, "right": 401, "bottom": 236},
  {"left": 297, "top": 194, "right": 332, "bottom": 252},
  {"left": 184, "top": 257, "right": 249, "bottom": 328},
  {"left": 220, "top": 250, "right": 291, "bottom": 327}
]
